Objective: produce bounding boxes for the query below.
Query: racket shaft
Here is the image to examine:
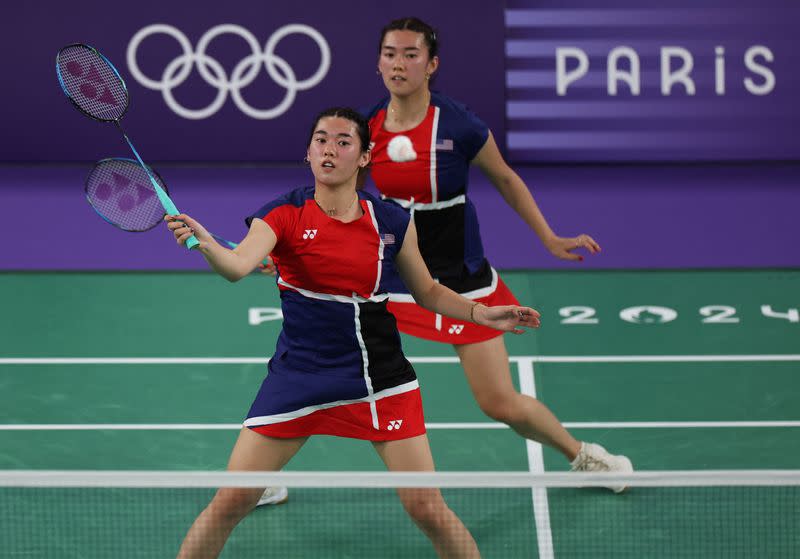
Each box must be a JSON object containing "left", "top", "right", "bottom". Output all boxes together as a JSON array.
[
  {"left": 118, "top": 127, "right": 199, "bottom": 249},
  {"left": 211, "top": 234, "right": 271, "bottom": 268},
  {"left": 212, "top": 235, "right": 238, "bottom": 250}
]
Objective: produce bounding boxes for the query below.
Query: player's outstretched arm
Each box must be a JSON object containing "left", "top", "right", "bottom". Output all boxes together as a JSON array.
[
  {"left": 166, "top": 215, "right": 277, "bottom": 282},
  {"left": 395, "top": 220, "right": 540, "bottom": 333},
  {"left": 473, "top": 131, "right": 601, "bottom": 261}
]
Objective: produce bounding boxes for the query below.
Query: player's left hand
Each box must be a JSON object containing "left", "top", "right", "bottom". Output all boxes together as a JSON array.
[
  {"left": 258, "top": 255, "right": 277, "bottom": 276},
  {"left": 475, "top": 305, "right": 541, "bottom": 334},
  {"left": 546, "top": 234, "right": 601, "bottom": 261}
]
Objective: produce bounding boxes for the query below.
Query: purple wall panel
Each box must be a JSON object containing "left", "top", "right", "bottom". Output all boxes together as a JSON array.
[
  {"left": 2, "top": 1, "right": 505, "bottom": 162},
  {"left": 474, "top": 164, "right": 800, "bottom": 269},
  {"left": 1, "top": 164, "right": 797, "bottom": 270},
  {"left": 2, "top": 2, "right": 797, "bottom": 272}
]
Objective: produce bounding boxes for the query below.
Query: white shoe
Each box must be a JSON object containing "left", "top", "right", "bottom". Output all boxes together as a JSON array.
[
  {"left": 256, "top": 486, "right": 289, "bottom": 507},
  {"left": 570, "top": 442, "right": 633, "bottom": 493}
]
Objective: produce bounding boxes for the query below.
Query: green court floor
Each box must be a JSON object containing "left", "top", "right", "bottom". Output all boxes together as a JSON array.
[{"left": 0, "top": 270, "right": 798, "bottom": 557}]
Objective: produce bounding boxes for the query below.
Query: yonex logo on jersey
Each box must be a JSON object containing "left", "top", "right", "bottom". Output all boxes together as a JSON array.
[
  {"left": 302, "top": 229, "right": 318, "bottom": 239},
  {"left": 448, "top": 324, "right": 465, "bottom": 335},
  {"left": 387, "top": 420, "right": 403, "bottom": 431}
]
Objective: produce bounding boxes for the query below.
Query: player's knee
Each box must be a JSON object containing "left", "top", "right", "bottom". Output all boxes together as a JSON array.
[
  {"left": 208, "top": 488, "right": 257, "bottom": 524},
  {"left": 401, "top": 490, "right": 450, "bottom": 532},
  {"left": 476, "top": 392, "right": 525, "bottom": 424}
]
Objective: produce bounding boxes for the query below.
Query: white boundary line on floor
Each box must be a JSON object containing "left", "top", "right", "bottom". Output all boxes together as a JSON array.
[
  {"left": 0, "top": 420, "right": 798, "bottom": 431},
  {"left": 1, "top": 354, "right": 799, "bottom": 365},
  {"left": 517, "top": 359, "right": 554, "bottom": 559}
]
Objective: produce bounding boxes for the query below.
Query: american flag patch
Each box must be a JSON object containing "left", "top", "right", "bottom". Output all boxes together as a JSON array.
[
  {"left": 382, "top": 233, "right": 395, "bottom": 245},
  {"left": 436, "top": 139, "right": 454, "bottom": 151}
]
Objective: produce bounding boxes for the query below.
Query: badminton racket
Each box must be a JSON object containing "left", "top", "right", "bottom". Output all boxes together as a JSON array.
[
  {"left": 56, "top": 43, "right": 199, "bottom": 249},
  {"left": 86, "top": 158, "right": 271, "bottom": 267}
]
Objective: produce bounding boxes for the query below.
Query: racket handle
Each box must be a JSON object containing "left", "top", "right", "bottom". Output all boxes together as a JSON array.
[{"left": 169, "top": 215, "right": 199, "bottom": 249}]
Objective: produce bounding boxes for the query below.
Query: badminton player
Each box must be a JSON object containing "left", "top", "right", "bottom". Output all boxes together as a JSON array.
[
  {"left": 359, "top": 17, "right": 632, "bottom": 484},
  {"left": 167, "top": 107, "right": 540, "bottom": 558}
]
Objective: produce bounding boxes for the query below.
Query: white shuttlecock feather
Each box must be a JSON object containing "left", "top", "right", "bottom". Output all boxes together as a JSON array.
[{"left": 387, "top": 135, "right": 417, "bottom": 162}]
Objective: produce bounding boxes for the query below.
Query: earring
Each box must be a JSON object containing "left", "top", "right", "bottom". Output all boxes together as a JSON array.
[
  {"left": 303, "top": 155, "right": 310, "bottom": 164},
  {"left": 376, "top": 69, "right": 381, "bottom": 75},
  {"left": 425, "top": 74, "right": 430, "bottom": 80}
]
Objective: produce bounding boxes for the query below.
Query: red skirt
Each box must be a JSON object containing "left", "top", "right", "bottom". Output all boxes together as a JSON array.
[
  {"left": 387, "top": 276, "right": 520, "bottom": 345},
  {"left": 248, "top": 386, "right": 426, "bottom": 441}
]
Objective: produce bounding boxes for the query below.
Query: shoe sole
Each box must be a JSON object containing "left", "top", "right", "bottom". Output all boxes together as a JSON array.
[
  {"left": 257, "top": 496, "right": 288, "bottom": 506},
  {"left": 256, "top": 489, "right": 289, "bottom": 507}
]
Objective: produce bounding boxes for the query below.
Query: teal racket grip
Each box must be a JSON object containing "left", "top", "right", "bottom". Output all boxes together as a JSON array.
[
  {"left": 151, "top": 184, "right": 199, "bottom": 250},
  {"left": 185, "top": 234, "right": 200, "bottom": 250}
]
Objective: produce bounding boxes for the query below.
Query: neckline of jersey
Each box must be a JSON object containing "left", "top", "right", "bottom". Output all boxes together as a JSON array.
[
  {"left": 381, "top": 103, "right": 433, "bottom": 135},
  {"left": 310, "top": 196, "right": 367, "bottom": 225}
]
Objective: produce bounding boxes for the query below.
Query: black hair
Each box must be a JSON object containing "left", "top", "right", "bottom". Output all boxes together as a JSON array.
[
  {"left": 378, "top": 17, "right": 438, "bottom": 59},
  {"left": 307, "top": 107, "right": 371, "bottom": 153}
]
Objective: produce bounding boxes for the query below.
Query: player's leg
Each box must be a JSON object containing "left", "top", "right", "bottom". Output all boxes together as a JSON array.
[
  {"left": 455, "top": 337, "right": 633, "bottom": 490},
  {"left": 177, "top": 428, "right": 307, "bottom": 559},
  {"left": 373, "top": 434, "right": 480, "bottom": 559},
  {"left": 454, "top": 336, "right": 581, "bottom": 459}
]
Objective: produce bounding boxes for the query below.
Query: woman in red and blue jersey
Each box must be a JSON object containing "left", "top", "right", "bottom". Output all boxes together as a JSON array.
[
  {"left": 362, "top": 18, "right": 632, "bottom": 483},
  {"left": 166, "top": 107, "right": 540, "bottom": 558}
]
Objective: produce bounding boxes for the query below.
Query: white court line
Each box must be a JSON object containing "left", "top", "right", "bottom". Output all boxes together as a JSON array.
[
  {"left": 0, "top": 420, "right": 798, "bottom": 430},
  {"left": 437, "top": 421, "right": 800, "bottom": 429},
  {"left": 564, "top": 421, "right": 800, "bottom": 429},
  {"left": 1, "top": 354, "right": 800, "bottom": 365},
  {"left": 517, "top": 359, "right": 555, "bottom": 559},
  {"left": 525, "top": 355, "right": 800, "bottom": 363}
]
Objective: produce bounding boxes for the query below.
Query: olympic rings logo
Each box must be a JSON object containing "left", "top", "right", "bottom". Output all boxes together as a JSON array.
[{"left": 126, "top": 23, "right": 331, "bottom": 120}]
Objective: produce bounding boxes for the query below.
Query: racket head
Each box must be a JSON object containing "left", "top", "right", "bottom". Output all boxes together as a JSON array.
[
  {"left": 56, "top": 44, "right": 129, "bottom": 122},
  {"left": 85, "top": 158, "right": 168, "bottom": 232}
]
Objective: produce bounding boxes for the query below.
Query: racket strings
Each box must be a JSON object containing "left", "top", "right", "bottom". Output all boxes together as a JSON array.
[
  {"left": 57, "top": 46, "right": 128, "bottom": 121},
  {"left": 86, "top": 159, "right": 167, "bottom": 231}
]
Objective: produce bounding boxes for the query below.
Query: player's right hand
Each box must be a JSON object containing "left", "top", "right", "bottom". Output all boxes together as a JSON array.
[{"left": 165, "top": 214, "right": 212, "bottom": 248}]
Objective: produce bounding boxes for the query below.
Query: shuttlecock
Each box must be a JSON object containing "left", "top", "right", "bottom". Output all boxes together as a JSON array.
[{"left": 387, "top": 135, "right": 417, "bottom": 162}]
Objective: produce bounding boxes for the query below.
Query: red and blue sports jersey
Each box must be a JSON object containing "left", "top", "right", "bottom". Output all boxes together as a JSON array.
[
  {"left": 362, "top": 91, "right": 490, "bottom": 289},
  {"left": 241, "top": 186, "right": 426, "bottom": 441}
]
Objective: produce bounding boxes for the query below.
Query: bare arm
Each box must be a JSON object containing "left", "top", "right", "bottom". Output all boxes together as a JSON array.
[
  {"left": 394, "top": 220, "right": 540, "bottom": 333},
  {"left": 472, "top": 131, "right": 601, "bottom": 261},
  {"left": 166, "top": 215, "right": 277, "bottom": 282}
]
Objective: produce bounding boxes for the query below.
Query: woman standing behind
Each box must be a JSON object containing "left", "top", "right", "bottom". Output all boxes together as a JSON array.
[{"left": 362, "top": 17, "right": 632, "bottom": 486}]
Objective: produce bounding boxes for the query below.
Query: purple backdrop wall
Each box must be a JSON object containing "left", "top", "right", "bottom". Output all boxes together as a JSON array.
[
  {"left": 1, "top": 1, "right": 797, "bottom": 271},
  {"left": 1, "top": 164, "right": 797, "bottom": 270},
  {"left": 2, "top": 1, "right": 505, "bottom": 163}
]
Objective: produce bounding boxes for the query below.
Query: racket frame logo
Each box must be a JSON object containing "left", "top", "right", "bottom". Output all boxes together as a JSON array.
[{"left": 56, "top": 45, "right": 130, "bottom": 123}]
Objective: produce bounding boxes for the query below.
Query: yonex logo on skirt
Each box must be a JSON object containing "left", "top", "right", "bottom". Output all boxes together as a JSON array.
[{"left": 387, "top": 420, "right": 403, "bottom": 431}]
